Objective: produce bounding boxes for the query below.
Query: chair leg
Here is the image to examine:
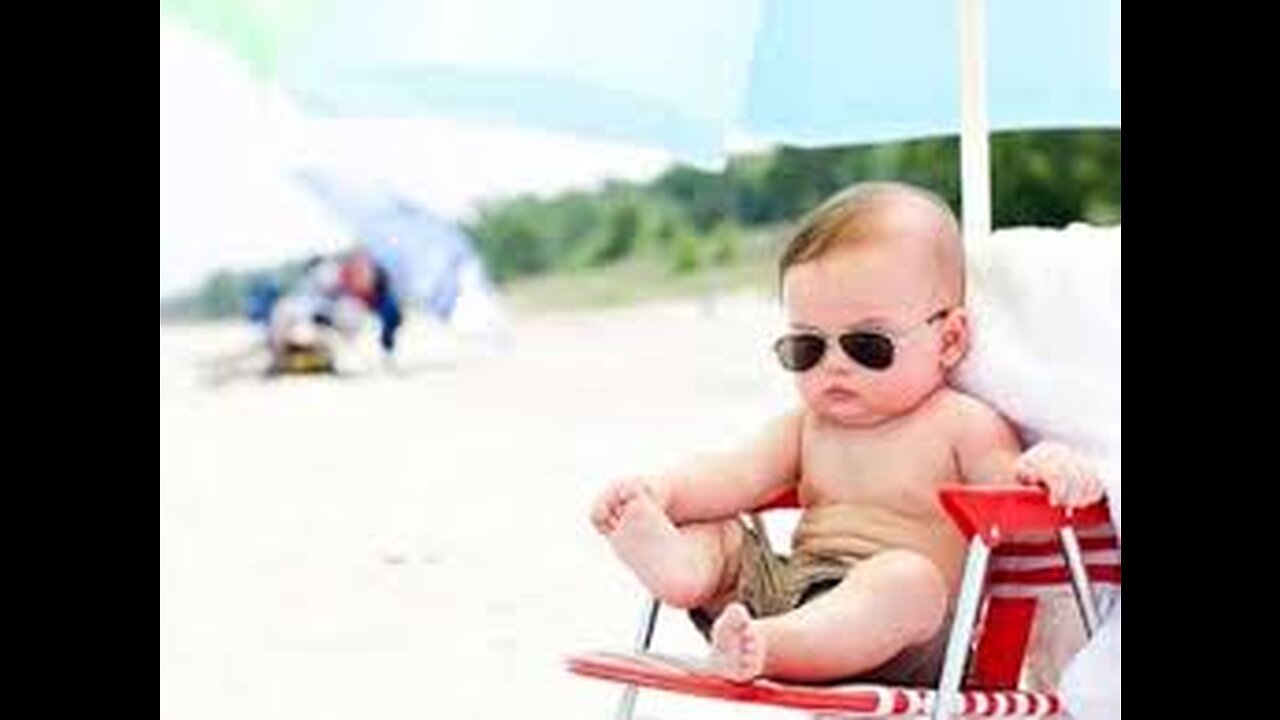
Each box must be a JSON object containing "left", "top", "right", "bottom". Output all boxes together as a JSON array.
[
  {"left": 614, "top": 598, "right": 661, "bottom": 720},
  {"left": 932, "top": 536, "right": 992, "bottom": 720},
  {"left": 1058, "top": 526, "right": 1101, "bottom": 637}
]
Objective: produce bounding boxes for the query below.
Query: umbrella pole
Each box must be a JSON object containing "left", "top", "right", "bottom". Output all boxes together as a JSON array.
[{"left": 958, "top": 0, "right": 991, "bottom": 244}]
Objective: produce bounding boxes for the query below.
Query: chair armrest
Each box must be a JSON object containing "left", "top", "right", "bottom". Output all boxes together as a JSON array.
[{"left": 938, "top": 485, "right": 1113, "bottom": 544}]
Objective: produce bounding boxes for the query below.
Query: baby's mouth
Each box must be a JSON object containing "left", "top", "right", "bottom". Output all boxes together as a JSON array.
[{"left": 822, "top": 386, "right": 859, "bottom": 402}]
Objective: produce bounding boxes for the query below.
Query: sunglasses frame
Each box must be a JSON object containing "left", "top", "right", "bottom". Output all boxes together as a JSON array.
[{"left": 773, "top": 308, "right": 952, "bottom": 373}]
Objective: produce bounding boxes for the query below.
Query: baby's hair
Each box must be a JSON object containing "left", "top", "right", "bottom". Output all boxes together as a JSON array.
[{"left": 777, "top": 182, "right": 964, "bottom": 302}]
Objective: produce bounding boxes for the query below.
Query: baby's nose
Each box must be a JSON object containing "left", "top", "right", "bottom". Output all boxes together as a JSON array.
[{"left": 819, "top": 344, "right": 855, "bottom": 373}]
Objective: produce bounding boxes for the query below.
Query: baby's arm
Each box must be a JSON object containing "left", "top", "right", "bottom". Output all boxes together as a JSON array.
[
  {"left": 952, "top": 396, "right": 1103, "bottom": 507},
  {"left": 952, "top": 396, "right": 1022, "bottom": 487},
  {"left": 592, "top": 411, "right": 801, "bottom": 532},
  {"left": 661, "top": 410, "right": 802, "bottom": 523}
]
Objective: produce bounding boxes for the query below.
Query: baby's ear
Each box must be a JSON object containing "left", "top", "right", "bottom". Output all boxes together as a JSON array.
[{"left": 939, "top": 308, "right": 970, "bottom": 370}]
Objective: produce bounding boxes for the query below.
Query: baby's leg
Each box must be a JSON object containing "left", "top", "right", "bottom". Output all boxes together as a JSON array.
[
  {"left": 604, "top": 489, "right": 740, "bottom": 609},
  {"left": 709, "top": 549, "right": 949, "bottom": 682}
]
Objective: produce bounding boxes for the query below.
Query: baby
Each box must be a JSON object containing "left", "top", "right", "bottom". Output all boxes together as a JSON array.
[{"left": 590, "top": 182, "right": 1102, "bottom": 684}]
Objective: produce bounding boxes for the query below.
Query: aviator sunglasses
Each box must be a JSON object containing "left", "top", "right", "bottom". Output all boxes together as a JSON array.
[{"left": 773, "top": 308, "right": 952, "bottom": 372}]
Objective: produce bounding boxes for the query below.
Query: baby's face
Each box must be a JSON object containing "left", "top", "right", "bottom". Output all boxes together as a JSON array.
[{"left": 780, "top": 242, "right": 952, "bottom": 426}]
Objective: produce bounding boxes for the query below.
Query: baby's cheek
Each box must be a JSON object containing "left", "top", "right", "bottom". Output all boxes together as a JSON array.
[
  {"left": 795, "top": 377, "right": 822, "bottom": 407},
  {"left": 884, "top": 365, "right": 943, "bottom": 410}
]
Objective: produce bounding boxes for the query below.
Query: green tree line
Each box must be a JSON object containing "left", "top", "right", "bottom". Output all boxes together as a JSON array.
[
  {"left": 163, "top": 129, "right": 1119, "bottom": 319},
  {"left": 468, "top": 130, "right": 1119, "bottom": 282}
]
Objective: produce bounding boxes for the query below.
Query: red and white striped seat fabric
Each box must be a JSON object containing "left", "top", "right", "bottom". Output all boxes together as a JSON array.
[
  {"left": 568, "top": 650, "right": 1066, "bottom": 716},
  {"left": 568, "top": 486, "right": 1120, "bottom": 718}
]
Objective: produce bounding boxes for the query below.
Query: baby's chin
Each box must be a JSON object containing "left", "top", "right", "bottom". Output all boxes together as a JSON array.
[
  {"left": 810, "top": 384, "right": 946, "bottom": 427},
  {"left": 809, "top": 394, "right": 892, "bottom": 427}
]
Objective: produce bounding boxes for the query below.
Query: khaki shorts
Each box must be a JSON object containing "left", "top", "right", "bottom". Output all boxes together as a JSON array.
[{"left": 689, "top": 518, "right": 953, "bottom": 686}]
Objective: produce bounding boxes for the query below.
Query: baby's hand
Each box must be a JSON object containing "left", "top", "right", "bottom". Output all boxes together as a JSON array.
[
  {"left": 590, "top": 477, "right": 668, "bottom": 534},
  {"left": 1015, "top": 442, "right": 1104, "bottom": 508}
]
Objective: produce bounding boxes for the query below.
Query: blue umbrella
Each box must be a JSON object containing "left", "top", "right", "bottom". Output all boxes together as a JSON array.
[{"left": 164, "top": 0, "right": 1120, "bottom": 240}]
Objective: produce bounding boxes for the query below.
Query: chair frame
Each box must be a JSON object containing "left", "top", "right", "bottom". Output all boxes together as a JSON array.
[{"left": 575, "top": 485, "right": 1119, "bottom": 719}]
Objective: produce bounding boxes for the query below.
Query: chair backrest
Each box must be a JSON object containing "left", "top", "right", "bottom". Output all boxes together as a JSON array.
[{"left": 951, "top": 224, "right": 1122, "bottom": 708}]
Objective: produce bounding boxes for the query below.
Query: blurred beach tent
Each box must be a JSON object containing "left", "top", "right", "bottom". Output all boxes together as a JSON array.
[
  {"left": 295, "top": 169, "right": 508, "bottom": 339},
  {"left": 161, "top": 0, "right": 1120, "bottom": 242}
]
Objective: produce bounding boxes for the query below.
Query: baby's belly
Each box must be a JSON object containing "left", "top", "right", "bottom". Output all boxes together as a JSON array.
[{"left": 791, "top": 503, "right": 967, "bottom": 591}]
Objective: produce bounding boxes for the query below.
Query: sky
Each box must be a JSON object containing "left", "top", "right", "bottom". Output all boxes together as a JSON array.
[{"left": 160, "top": 17, "right": 681, "bottom": 296}]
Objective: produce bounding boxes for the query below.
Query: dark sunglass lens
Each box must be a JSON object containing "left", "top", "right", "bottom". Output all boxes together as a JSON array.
[
  {"left": 841, "top": 332, "right": 895, "bottom": 370},
  {"left": 774, "top": 335, "right": 827, "bottom": 372}
]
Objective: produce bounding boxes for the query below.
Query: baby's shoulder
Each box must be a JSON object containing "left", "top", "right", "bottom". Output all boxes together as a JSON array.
[{"left": 929, "top": 387, "right": 1007, "bottom": 430}]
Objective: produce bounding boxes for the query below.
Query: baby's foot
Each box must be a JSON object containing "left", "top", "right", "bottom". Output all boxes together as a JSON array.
[
  {"left": 601, "top": 486, "right": 708, "bottom": 606},
  {"left": 591, "top": 480, "right": 657, "bottom": 536},
  {"left": 606, "top": 486, "right": 679, "bottom": 566},
  {"left": 710, "top": 602, "right": 766, "bottom": 682}
]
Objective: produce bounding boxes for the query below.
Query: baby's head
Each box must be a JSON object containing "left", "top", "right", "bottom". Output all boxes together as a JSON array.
[{"left": 775, "top": 182, "right": 969, "bottom": 426}]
